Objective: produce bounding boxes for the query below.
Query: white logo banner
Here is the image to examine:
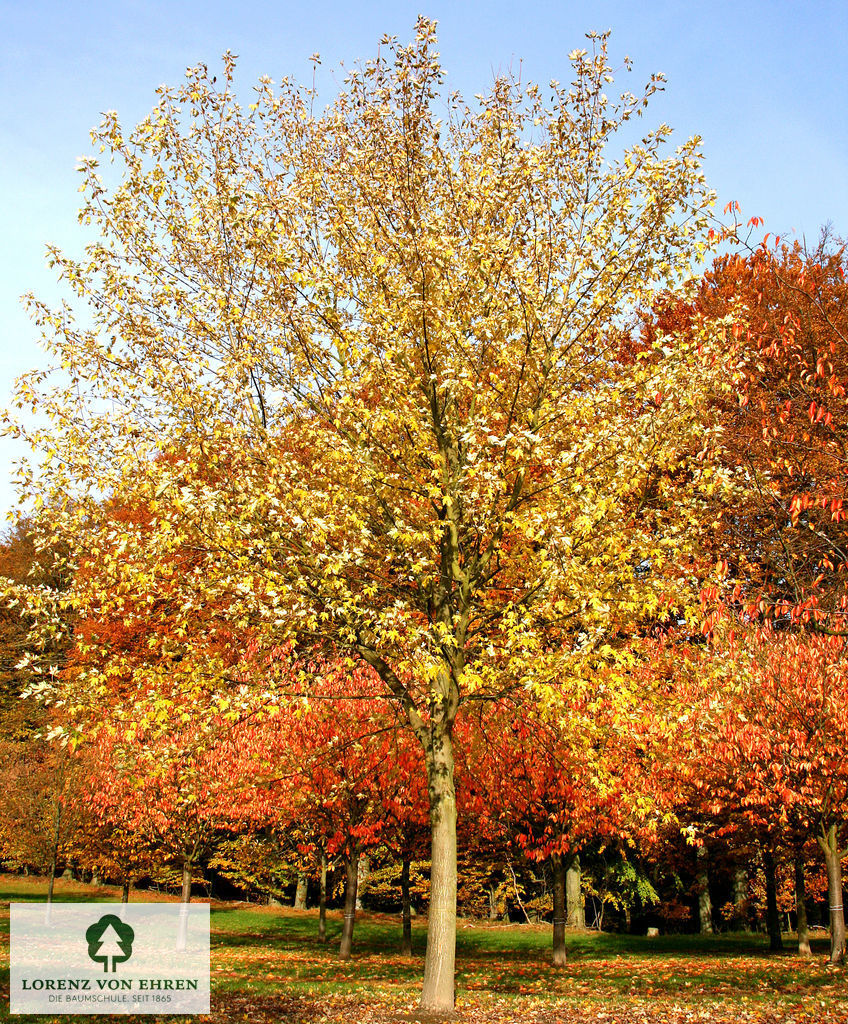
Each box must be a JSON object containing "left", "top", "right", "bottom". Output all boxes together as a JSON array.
[{"left": 10, "top": 903, "right": 210, "bottom": 1015}]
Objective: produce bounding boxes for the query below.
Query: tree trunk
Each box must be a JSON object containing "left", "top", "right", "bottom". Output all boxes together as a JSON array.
[
  {"left": 551, "top": 853, "right": 567, "bottom": 966},
  {"left": 696, "top": 845, "right": 713, "bottom": 934},
  {"left": 733, "top": 863, "right": 747, "bottom": 904},
  {"left": 46, "top": 799, "right": 62, "bottom": 905},
  {"left": 819, "top": 823, "right": 846, "bottom": 964},
  {"left": 401, "top": 857, "right": 413, "bottom": 956},
  {"left": 181, "top": 861, "right": 192, "bottom": 904},
  {"left": 762, "top": 846, "right": 783, "bottom": 951},
  {"left": 794, "top": 855, "right": 811, "bottom": 957},
  {"left": 356, "top": 855, "right": 370, "bottom": 910},
  {"left": 121, "top": 879, "right": 130, "bottom": 904},
  {"left": 339, "top": 851, "right": 359, "bottom": 961},
  {"left": 318, "top": 853, "right": 328, "bottom": 943},
  {"left": 294, "top": 871, "right": 308, "bottom": 910},
  {"left": 566, "top": 856, "right": 584, "bottom": 929},
  {"left": 420, "top": 725, "right": 457, "bottom": 1014},
  {"left": 732, "top": 863, "right": 747, "bottom": 930},
  {"left": 177, "top": 860, "right": 192, "bottom": 953}
]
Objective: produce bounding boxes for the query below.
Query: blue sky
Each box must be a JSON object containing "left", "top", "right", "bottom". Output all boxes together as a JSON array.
[{"left": 2, "top": 0, "right": 847, "bottom": 518}]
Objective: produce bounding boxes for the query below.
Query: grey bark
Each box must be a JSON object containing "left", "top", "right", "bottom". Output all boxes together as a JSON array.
[
  {"left": 419, "top": 724, "right": 457, "bottom": 1012},
  {"left": 355, "top": 855, "right": 370, "bottom": 911},
  {"left": 294, "top": 871, "right": 308, "bottom": 910},
  {"left": 339, "top": 852, "right": 359, "bottom": 961},
  {"left": 733, "top": 862, "right": 747, "bottom": 930},
  {"left": 696, "top": 846, "right": 713, "bottom": 934},
  {"left": 819, "top": 823, "right": 846, "bottom": 964},
  {"left": 733, "top": 863, "right": 747, "bottom": 904},
  {"left": 46, "top": 801, "right": 62, "bottom": 904},
  {"left": 762, "top": 846, "right": 783, "bottom": 951},
  {"left": 318, "top": 854, "right": 328, "bottom": 943},
  {"left": 794, "top": 856, "right": 811, "bottom": 957},
  {"left": 552, "top": 853, "right": 567, "bottom": 966},
  {"left": 181, "top": 861, "right": 192, "bottom": 904},
  {"left": 401, "top": 857, "right": 413, "bottom": 956},
  {"left": 357, "top": 636, "right": 459, "bottom": 1011},
  {"left": 177, "top": 861, "right": 192, "bottom": 953},
  {"left": 566, "top": 856, "right": 584, "bottom": 929}
]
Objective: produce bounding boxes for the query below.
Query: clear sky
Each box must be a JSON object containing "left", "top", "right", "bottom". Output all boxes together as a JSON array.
[{"left": 2, "top": 0, "right": 847, "bottom": 519}]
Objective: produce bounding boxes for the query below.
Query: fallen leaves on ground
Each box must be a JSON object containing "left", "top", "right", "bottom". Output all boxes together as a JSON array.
[{"left": 207, "top": 992, "right": 848, "bottom": 1024}]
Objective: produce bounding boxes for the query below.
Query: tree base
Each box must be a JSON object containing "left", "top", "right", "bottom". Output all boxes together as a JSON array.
[{"left": 399, "top": 1012, "right": 462, "bottom": 1022}]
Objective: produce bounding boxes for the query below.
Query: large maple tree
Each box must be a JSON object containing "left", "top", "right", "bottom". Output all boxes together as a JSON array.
[{"left": 11, "top": 20, "right": 730, "bottom": 1010}]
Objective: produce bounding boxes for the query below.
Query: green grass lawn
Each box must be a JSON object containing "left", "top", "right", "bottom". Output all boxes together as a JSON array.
[{"left": 1, "top": 874, "right": 845, "bottom": 1022}]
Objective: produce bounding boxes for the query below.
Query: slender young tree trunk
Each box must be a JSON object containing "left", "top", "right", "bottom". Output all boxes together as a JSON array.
[
  {"left": 420, "top": 725, "right": 457, "bottom": 1013},
  {"left": 46, "top": 800, "right": 62, "bottom": 905},
  {"left": 696, "top": 845, "right": 713, "bottom": 934},
  {"left": 401, "top": 857, "right": 413, "bottom": 956},
  {"left": 733, "top": 863, "right": 747, "bottom": 930},
  {"left": 181, "top": 862, "right": 192, "bottom": 904},
  {"left": 819, "top": 823, "right": 846, "bottom": 964},
  {"left": 294, "top": 871, "right": 308, "bottom": 910},
  {"left": 794, "top": 856, "right": 811, "bottom": 957},
  {"left": 339, "top": 851, "right": 359, "bottom": 961},
  {"left": 733, "top": 863, "right": 747, "bottom": 903},
  {"left": 551, "top": 853, "right": 568, "bottom": 966},
  {"left": 356, "top": 855, "right": 370, "bottom": 910},
  {"left": 488, "top": 886, "right": 497, "bottom": 920},
  {"left": 118, "top": 876, "right": 131, "bottom": 923},
  {"left": 566, "top": 856, "right": 584, "bottom": 929},
  {"left": 318, "top": 853, "right": 328, "bottom": 943},
  {"left": 762, "top": 846, "right": 783, "bottom": 951},
  {"left": 177, "top": 860, "right": 192, "bottom": 953}
]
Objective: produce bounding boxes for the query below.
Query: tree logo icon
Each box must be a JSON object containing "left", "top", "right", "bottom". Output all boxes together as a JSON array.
[{"left": 85, "top": 914, "right": 135, "bottom": 972}]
